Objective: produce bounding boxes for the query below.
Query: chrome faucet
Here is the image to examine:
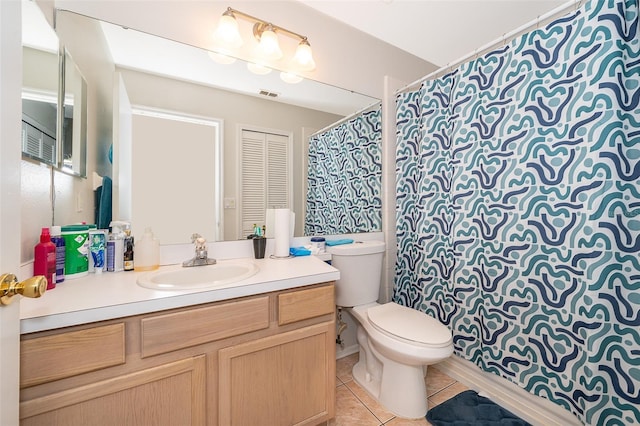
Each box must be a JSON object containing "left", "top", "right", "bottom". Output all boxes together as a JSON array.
[{"left": 182, "top": 233, "right": 217, "bottom": 267}]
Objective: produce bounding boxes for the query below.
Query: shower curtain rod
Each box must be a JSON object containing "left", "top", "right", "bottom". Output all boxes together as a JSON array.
[
  {"left": 397, "top": 0, "right": 583, "bottom": 94},
  {"left": 311, "top": 101, "right": 382, "bottom": 138}
]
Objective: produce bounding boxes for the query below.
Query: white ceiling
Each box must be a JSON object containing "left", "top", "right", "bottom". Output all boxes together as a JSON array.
[
  {"left": 24, "top": 0, "right": 574, "bottom": 117},
  {"left": 299, "top": 0, "right": 568, "bottom": 67}
]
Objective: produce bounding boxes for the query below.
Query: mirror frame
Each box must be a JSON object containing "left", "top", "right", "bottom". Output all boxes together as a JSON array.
[{"left": 57, "top": 45, "right": 87, "bottom": 177}]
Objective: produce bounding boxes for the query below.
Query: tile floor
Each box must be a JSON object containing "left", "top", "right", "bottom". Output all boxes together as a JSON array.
[{"left": 330, "top": 353, "right": 469, "bottom": 426}]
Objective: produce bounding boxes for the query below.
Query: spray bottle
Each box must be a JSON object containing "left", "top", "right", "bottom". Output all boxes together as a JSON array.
[{"left": 107, "top": 221, "right": 128, "bottom": 272}]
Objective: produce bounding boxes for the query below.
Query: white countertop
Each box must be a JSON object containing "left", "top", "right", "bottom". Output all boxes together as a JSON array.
[{"left": 20, "top": 255, "right": 339, "bottom": 334}]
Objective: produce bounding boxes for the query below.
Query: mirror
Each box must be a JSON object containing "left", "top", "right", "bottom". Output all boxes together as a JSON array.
[
  {"left": 51, "top": 10, "right": 381, "bottom": 243},
  {"left": 21, "top": 1, "right": 59, "bottom": 166},
  {"left": 59, "top": 48, "right": 87, "bottom": 177},
  {"left": 21, "top": 2, "right": 88, "bottom": 178}
]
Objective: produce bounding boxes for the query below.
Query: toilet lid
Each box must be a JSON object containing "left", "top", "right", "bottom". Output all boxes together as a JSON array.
[{"left": 368, "top": 303, "right": 452, "bottom": 347}]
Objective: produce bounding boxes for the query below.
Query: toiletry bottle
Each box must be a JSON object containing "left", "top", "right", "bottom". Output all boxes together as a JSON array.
[
  {"left": 108, "top": 221, "right": 126, "bottom": 272},
  {"left": 87, "top": 224, "right": 97, "bottom": 273},
  {"left": 50, "top": 225, "right": 65, "bottom": 283},
  {"left": 89, "top": 229, "right": 107, "bottom": 273},
  {"left": 134, "top": 227, "right": 160, "bottom": 271},
  {"left": 123, "top": 226, "right": 134, "bottom": 271},
  {"left": 106, "top": 232, "right": 115, "bottom": 272},
  {"left": 34, "top": 227, "right": 56, "bottom": 290}
]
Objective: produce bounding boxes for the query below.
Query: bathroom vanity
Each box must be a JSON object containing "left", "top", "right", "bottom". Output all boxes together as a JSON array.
[{"left": 18, "top": 256, "right": 338, "bottom": 425}]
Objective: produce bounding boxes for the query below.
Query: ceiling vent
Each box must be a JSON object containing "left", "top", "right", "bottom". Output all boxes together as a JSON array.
[{"left": 259, "top": 90, "right": 279, "bottom": 98}]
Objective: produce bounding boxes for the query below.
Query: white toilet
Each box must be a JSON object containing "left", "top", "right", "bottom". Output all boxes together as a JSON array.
[{"left": 328, "top": 240, "right": 453, "bottom": 419}]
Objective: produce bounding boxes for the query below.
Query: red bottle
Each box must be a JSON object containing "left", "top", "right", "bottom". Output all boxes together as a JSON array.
[{"left": 34, "top": 227, "right": 56, "bottom": 290}]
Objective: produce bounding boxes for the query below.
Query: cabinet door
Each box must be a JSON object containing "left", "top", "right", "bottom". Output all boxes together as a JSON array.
[
  {"left": 20, "top": 356, "right": 206, "bottom": 426},
  {"left": 219, "top": 322, "right": 335, "bottom": 426}
]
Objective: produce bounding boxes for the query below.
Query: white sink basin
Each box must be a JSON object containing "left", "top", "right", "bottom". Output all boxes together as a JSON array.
[{"left": 137, "top": 259, "right": 259, "bottom": 290}]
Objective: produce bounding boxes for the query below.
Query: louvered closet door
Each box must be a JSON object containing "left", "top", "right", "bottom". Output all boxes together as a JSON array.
[
  {"left": 240, "top": 129, "right": 291, "bottom": 239},
  {"left": 266, "top": 135, "right": 289, "bottom": 209}
]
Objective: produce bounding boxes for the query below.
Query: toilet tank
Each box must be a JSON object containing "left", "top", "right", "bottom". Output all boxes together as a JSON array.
[{"left": 328, "top": 240, "right": 386, "bottom": 307}]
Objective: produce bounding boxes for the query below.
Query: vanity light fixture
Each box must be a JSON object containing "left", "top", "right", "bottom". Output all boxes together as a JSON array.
[
  {"left": 212, "top": 7, "right": 316, "bottom": 73},
  {"left": 291, "top": 38, "right": 316, "bottom": 72},
  {"left": 254, "top": 23, "right": 283, "bottom": 61},
  {"left": 212, "top": 9, "right": 243, "bottom": 48}
]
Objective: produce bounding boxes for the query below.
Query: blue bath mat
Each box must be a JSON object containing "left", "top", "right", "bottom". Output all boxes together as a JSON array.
[{"left": 426, "top": 390, "right": 531, "bottom": 426}]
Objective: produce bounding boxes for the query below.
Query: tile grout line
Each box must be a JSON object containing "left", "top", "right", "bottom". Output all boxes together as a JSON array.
[
  {"left": 343, "top": 379, "right": 392, "bottom": 425},
  {"left": 336, "top": 376, "right": 457, "bottom": 423},
  {"left": 428, "top": 380, "right": 460, "bottom": 399}
]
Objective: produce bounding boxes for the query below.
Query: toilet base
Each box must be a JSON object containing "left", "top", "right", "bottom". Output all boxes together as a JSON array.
[
  {"left": 352, "top": 335, "right": 429, "bottom": 419},
  {"left": 346, "top": 303, "right": 453, "bottom": 419}
]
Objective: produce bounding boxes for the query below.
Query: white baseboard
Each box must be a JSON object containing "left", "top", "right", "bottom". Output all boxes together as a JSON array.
[
  {"left": 336, "top": 344, "right": 359, "bottom": 359},
  {"left": 433, "top": 355, "right": 583, "bottom": 426}
]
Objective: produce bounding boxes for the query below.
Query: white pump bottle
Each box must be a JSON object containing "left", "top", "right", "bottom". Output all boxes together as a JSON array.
[{"left": 134, "top": 227, "right": 160, "bottom": 271}]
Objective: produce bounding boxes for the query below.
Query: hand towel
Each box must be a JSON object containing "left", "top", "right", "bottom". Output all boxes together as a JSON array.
[
  {"left": 289, "top": 247, "right": 311, "bottom": 256},
  {"left": 97, "top": 176, "right": 112, "bottom": 229},
  {"left": 325, "top": 238, "right": 354, "bottom": 247}
]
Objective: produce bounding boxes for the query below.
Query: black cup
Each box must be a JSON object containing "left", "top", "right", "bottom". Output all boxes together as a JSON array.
[{"left": 253, "top": 237, "right": 266, "bottom": 259}]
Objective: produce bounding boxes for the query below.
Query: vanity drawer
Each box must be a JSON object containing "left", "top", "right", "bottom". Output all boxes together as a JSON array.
[
  {"left": 20, "top": 323, "right": 126, "bottom": 388},
  {"left": 141, "top": 296, "right": 270, "bottom": 357},
  {"left": 278, "top": 284, "right": 335, "bottom": 325}
]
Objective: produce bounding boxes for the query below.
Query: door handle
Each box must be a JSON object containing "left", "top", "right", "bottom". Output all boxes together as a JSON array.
[{"left": 0, "top": 273, "right": 47, "bottom": 305}]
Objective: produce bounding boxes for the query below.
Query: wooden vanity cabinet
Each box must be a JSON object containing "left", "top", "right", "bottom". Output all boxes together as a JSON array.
[{"left": 19, "top": 282, "right": 336, "bottom": 426}]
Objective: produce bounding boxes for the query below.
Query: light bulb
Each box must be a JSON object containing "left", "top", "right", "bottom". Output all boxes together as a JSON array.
[
  {"left": 280, "top": 72, "right": 303, "bottom": 84},
  {"left": 247, "top": 62, "right": 272, "bottom": 75},
  {"left": 256, "top": 25, "right": 283, "bottom": 61},
  {"left": 213, "top": 12, "right": 243, "bottom": 49},
  {"left": 292, "top": 39, "right": 316, "bottom": 72}
]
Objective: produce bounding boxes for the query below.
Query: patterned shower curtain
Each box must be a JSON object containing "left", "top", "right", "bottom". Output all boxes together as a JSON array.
[
  {"left": 394, "top": 1, "right": 639, "bottom": 425},
  {"left": 305, "top": 107, "right": 382, "bottom": 235}
]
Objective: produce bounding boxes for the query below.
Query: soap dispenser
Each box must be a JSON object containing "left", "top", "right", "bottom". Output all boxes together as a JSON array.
[{"left": 134, "top": 227, "right": 160, "bottom": 271}]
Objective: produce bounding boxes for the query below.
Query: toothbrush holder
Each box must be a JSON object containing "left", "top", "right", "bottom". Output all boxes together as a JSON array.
[{"left": 252, "top": 237, "right": 266, "bottom": 259}]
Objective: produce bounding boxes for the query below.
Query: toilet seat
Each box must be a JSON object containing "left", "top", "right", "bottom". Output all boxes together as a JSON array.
[{"left": 367, "top": 303, "right": 452, "bottom": 348}]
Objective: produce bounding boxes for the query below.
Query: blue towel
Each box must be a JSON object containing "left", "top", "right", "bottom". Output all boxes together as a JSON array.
[
  {"left": 289, "top": 247, "right": 311, "bottom": 256},
  {"left": 325, "top": 238, "right": 354, "bottom": 247},
  {"left": 97, "top": 176, "right": 112, "bottom": 229}
]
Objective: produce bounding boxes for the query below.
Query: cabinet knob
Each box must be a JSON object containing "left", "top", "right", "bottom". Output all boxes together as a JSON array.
[{"left": 0, "top": 273, "right": 47, "bottom": 305}]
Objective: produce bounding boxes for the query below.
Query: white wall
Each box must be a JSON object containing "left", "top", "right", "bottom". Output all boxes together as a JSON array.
[
  {"left": 130, "top": 113, "right": 219, "bottom": 244},
  {"left": 118, "top": 68, "right": 342, "bottom": 240},
  {"left": 22, "top": 47, "right": 57, "bottom": 96}
]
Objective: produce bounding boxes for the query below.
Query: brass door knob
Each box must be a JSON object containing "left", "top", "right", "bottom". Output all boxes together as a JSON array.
[{"left": 0, "top": 273, "right": 47, "bottom": 305}]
